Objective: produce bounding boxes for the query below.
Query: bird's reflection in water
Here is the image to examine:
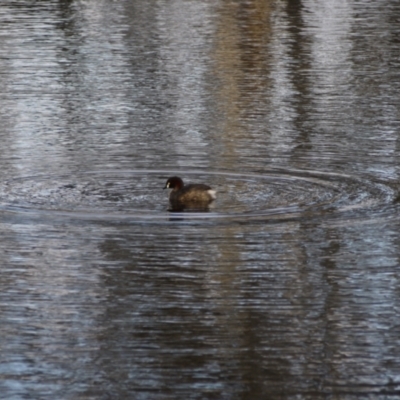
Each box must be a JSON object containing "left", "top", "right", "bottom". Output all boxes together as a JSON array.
[{"left": 167, "top": 203, "right": 211, "bottom": 221}]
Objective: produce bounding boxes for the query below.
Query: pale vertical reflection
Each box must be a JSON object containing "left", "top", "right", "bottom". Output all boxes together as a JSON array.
[
  {"left": 302, "top": 0, "right": 354, "bottom": 131},
  {"left": 304, "top": 0, "right": 353, "bottom": 86},
  {"left": 3, "top": 5, "right": 65, "bottom": 174},
  {"left": 302, "top": 0, "right": 399, "bottom": 385},
  {"left": 62, "top": 1, "right": 133, "bottom": 151},
  {"left": 156, "top": 0, "right": 215, "bottom": 167},
  {"left": 3, "top": 1, "right": 132, "bottom": 175},
  {"left": 268, "top": 1, "right": 298, "bottom": 161},
  {"left": 0, "top": 220, "right": 104, "bottom": 387}
]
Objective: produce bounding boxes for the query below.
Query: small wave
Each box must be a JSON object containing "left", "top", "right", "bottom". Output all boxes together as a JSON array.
[{"left": 0, "top": 169, "right": 395, "bottom": 224}]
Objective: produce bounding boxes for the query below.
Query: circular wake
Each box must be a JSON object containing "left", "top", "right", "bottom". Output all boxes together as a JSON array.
[{"left": 0, "top": 169, "right": 395, "bottom": 223}]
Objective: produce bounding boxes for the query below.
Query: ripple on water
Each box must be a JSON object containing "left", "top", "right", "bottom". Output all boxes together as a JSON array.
[{"left": 0, "top": 169, "right": 395, "bottom": 223}]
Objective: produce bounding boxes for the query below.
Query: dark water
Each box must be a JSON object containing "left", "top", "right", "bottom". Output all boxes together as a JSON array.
[{"left": 1, "top": 0, "right": 400, "bottom": 398}]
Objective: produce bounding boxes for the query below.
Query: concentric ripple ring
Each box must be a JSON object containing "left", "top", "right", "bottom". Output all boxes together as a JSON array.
[{"left": 0, "top": 169, "right": 395, "bottom": 223}]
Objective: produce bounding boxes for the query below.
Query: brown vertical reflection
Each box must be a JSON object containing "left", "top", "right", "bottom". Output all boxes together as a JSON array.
[
  {"left": 212, "top": 0, "right": 273, "bottom": 168},
  {"left": 211, "top": 4, "right": 276, "bottom": 395},
  {"left": 210, "top": 3, "right": 274, "bottom": 396}
]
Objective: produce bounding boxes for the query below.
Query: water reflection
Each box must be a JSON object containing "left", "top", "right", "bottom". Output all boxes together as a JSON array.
[{"left": 1, "top": 0, "right": 400, "bottom": 398}]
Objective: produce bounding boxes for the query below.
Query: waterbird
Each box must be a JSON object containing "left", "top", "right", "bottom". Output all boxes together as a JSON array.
[{"left": 164, "top": 176, "right": 216, "bottom": 210}]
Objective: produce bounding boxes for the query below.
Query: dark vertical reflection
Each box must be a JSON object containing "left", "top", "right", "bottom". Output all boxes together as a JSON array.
[{"left": 284, "top": 0, "right": 315, "bottom": 156}]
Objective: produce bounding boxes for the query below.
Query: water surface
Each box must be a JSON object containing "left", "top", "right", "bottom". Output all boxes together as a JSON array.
[{"left": 1, "top": 0, "right": 400, "bottom": 398}]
